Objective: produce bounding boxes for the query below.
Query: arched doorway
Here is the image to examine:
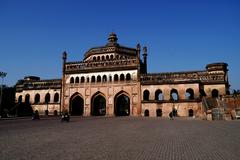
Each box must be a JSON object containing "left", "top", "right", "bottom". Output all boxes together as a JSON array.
[
  {"left": 115, "top": 93, "right": 130, "bottom": 116},
  {"left": 212, "top": 89, "right": 219, "bottom": 98},
  {"left": 91, "top": 94, "right": 106, "bottom": 116},
  {"left": 144, "top": 110, "right": 149, "bottom": 117},
  {"left": 189, "top": 109, "right": 194, "bottom": 117},
  {"left": 70, "top": 94, "right": 84, "bottom": 116},
  {"left": 156, "top": 109, "right": 162, "bottom": 117}
]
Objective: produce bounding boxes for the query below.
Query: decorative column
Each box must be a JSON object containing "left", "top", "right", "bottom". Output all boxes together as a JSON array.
[{"left": 61, "top": 51, "right": 67, "bottom": 114}]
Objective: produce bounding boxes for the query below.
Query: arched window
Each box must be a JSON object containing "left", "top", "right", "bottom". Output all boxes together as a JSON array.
[
  {"left": 212, "top": 89, "right": 219, "bottom": 98},
  {"left": 54, "top": 93, "right": 59, "bottom": 102},
  {"left": 120, "top": 74, "right": 124, "bottom": 81},
  {"left": 102, "top": 75, "right": 107, "bottom": 82},
  {"left": 81, "top": 76, "right": 85, "bottom": 83},
  {"left": 97, "top": 56, "right": 100, "bottom": 61},
  {"left": 70, "top": 77, "right": 74, "bottom": 83},
  {"left": 75, "top": 77, "right": 79, "bottom": 83},
  {"left": 109, "top": 75, "right": 112, "bottom": 82},
  {"left": 91, "top": 76, "right": 95, "bottom": 82},
  {"left": 106, "top": 55, "right": 109, "bottom": 60},
  {"left": 143, "top": 90, "right": 150, "bottom": 101},
  {"left": 93, "top": 57, "right": 96, "bottom": 61},
  {"left": 185, "top": 88, "right": 194, "bottom": 100},
  {"left": 102, "top": 56, "right": 105, "bottom": 60},
  {"left": 97, "top": 75, "right": 101, "bottom": 82},
  {"left": 114, "top": 74, "right": 118, "bottom": 81},
  {"left": 155, "top": 89, "right": 163, "bottom": 100},
  {"left": 170, "top": 89, "right": 179, "bottom": 101},
  {"left": 110, "top": 55, "right": 113, "bottom": 59},
  {"left": 34, "top": 94, "right": 40, "bottom": 103},
  {"left": 25, "top": 94, "right": 30, "bottom": 104},
  {"left": 18, "top": 95, "right": 22, "bottom": 103},
  {"left": 45, "top": 93, "right": 50, "bottom": 103},
  {"left": 87, "top": 77, "right": 89, "bottom": 83},
  {"left": 126, "top": 73, "right": 131, "bottom": 81}
]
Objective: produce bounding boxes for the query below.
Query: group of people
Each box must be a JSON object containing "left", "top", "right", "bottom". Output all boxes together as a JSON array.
[{"left": 32, "top": 110, "right": 70, "bottom": 122}]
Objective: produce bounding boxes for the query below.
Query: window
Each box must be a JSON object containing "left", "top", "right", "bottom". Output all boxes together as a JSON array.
[
  {"left": 114, "top": 74, "right": 118, "bottom": 81},
  {"left": 143, "top": 90, "right": 150, "bottom": 101},
  {"left": 75, "top": 77, "right": 79, "bottom": 83},
  {"left": 126, "top": 73, "right": 131, "bottom": 81},
  {"left": 155, "top": 90, "right": 163, "bottom": 100},
  {"left": 45, "top": 93, "right": 50, "bottom": 103},
  {"left": 120, "top": 74, "right": 124, "bottom": 81},
  {"left": 70, "top": 77, "right": 74, "bottom": 83},
  {"left": 34, "top": 94, "right": 40, "bottom": 103},
  {"left": 54, "top": 93, "right": 59, "bottom": 102},
  {"left": 91, "top": 76, "right": 95, "bottom": 83}
]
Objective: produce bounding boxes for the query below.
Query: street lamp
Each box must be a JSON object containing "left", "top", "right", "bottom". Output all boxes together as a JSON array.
[{"left": 0, "top": 71, "right": 7, "bottom": 118}]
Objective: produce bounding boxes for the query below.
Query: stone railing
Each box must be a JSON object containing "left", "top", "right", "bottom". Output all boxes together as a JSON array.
[
  {"left": 16, "top": 79, "right": 62, "bottom": 91},
  {"left": 140, "top": 71, "right": 226, "bottom": 84},
  {"left": 65, "top": 58, "right": 138, "bottom": 72}
]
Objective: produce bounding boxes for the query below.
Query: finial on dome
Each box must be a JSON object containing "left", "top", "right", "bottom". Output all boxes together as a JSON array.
[{"left": 107, "top": 32, "right": 118, "bottom": 45}]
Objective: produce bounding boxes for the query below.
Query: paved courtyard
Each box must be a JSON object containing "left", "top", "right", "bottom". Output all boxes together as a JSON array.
[{"left": 0, "top": 117, "right": 240, "bottom": 160}]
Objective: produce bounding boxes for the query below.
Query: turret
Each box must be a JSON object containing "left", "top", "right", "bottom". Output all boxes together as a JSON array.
[{"left": 143, "top": 46, "right": 148, "bottom": 73}]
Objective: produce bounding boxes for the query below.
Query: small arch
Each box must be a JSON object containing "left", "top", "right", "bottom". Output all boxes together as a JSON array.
[
  {"left": 91, "top": 76, "right": 95, "bottom": 83},
  {"left": 45, "top": 93, "right": 50, "bottom": 103},
  {"left": 156, "top": 109, "right": 162, "bottom": 117},
  {"left": 212, "top": 89, "right": 219, "bottom": 98},
  {"left": 70, "top": 93, "right": 84, "bottom": 116},
  {"left": 114, "top": 74, "right": 118, "bottom": 81},
  {"left": 106, "top": 55, "right": 109, "bottom": 60},
  {"left": 25, "top": 94, "right": 30, "bottom": 104},
  {"left": 185, "top": 88, "right": 194, "bottom": 100},
  {"left": 144, "top": 110, "right": 149, "bottom": 117},
  {"left": 110, "top": 55, "right": 113, "bottom": 59},
  {"left": 126, "top": 73, "right": 131, "bottom": 81},
  {"left": 18, "top": 95, "right": 22, "bottom": 103},
  {"left": 120, "top": 74, "right": 124, "bottom": 81},
  {"left": 81, "top": 76, "right": 85, "bottom": 83},
  {"left": 75, "top": 77, "right": 79, "bottom": 83},
  {"left": 97, "top": 75, "right": 101, "bottom": 82},
  {"left": 102, "top": 75, "right": 107, "bottom": 82},
  {"left": 189, "top": 109, "right": 194, "bottom": 117},
  {"left": 87, "top": 77, "right": 89, "bottom": 83},
  {"left": 34, "top": 93, "right": 40, "bottom": 103},
  {"left": 170, "top": 89, "right": 179, "bottom": 101},
  {"left": 93, "top": 56, "right": 96, "bottom": 61},
  {"left": 97, "top": 56, "right": 100, "bottom": 61},
  {"left": 70, "top": 77, "right": 74, "bottom": 83},
  {"left": 54, "top": 93, "right": 59, "bottom": 102},
  {"left": 102, "top": 55, "right": 105, "bottom": 60},
  {"left": 109, "top": 75, "right": 112, "bottom": 82},
  {"left": 155, "top": 89, "right": 163, "bottom": 100},
  {"left": 143, "top": 90, "right": 150, "bottom": 101}
]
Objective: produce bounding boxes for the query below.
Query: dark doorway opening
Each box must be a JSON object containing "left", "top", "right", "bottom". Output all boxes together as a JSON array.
[
  {"left": 115, "top": 94, "right": 130, "bottom": 116},
  {"left": 189, "top": 109, "right": 194, "bottom": 117},
  {"left": 144, "top": 110, "right": 149, "bottom": 117},
  {"left": 156, "top": 109, "right": 162, "bottom": 117},
  {"left": 92, "top": 95, "right": 106, "bottom": 116},
  {"left": 70, "top": 95, "right": 84, "bottom": 116}
]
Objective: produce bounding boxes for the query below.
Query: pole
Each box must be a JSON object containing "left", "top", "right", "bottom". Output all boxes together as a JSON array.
[{"left": 0, "top": 71, "right": 7, "bottom": 118}]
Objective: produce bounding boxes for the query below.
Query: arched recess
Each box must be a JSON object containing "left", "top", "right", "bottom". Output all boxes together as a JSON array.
[
  {"left": 156, "top": 109, "right": 162, "bottom": 117},
  {"left": 45, "top": 93, "right": 50, "bottom": 103},
  {"left": 91, "top": 92, "right": 106, "bottom": 116},
  {"left": 212, "top": 89, "right": 219, "bottom": 98},
  {"left": 70, "top": 77, "right": 74, "bottom": 83},
  {"left": 69, "top": 92, "right": 84, "bottom": 116},
  {"left": 126, "top": 73, "right": 131, "bottom": 81},
  {"left": 34, "top": 93, "right": 40, "bottom": 103},
  {"left": 114, "top": 91, "right": 130, "bottom": 116},
  {"left": 143, "top": 90, "right": 150, "bottom": 101},
  {"left": 170, "top": 89, "right": 179, "bottom": 101},
  {"left": 25, "top": 94, "right": 30, "bottom": 104},
  {"left": 185, "top": 88, "right": 194, "bottom": 100},
  {"left": 189, "top": 109, "right": 194, "bottom": 117},
  {"left": 75, "top": 77, "right": 79, "bottom": 83},
  {"left": 120, "top": 74, "right": 124, "bottom": 81},
  {"left": 54, "top": 93, "right": 59, "bottom": 102},
  {"left": 18, "top": 95, "right": 22, "bottom": 103},
  {"left": 114, "top": 74, "right": 118, "bottom": 81},
  {"left": 155, "top": 89, "right": 163, "bottom": 100},
  {"left": 144, "top": 110, "right": 149, "bottom": 117}
]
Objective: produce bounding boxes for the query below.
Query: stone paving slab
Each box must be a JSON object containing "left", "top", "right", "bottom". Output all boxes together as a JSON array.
[{"left": 0, "top": 117, "right": 240, "bottom": 160}]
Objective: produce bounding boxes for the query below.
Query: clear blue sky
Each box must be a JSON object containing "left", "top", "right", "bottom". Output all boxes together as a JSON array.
[{"left": 0, "top": 0, "right": 239, "bottom": 90}]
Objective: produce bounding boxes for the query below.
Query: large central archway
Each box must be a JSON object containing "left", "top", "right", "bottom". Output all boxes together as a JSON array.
[
  {"left": 114, "top": 92, "right": 130, "bottom": 116},
  {"left": 91, "top": 93, "right": 106, "bottom": 116},
  {"left": 70, "top": 93, "right": 84, "bottom": 116}
]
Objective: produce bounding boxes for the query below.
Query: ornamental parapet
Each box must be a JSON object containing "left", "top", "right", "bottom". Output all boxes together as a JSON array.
[
  {"left": 140, "top": 70, "right": 226, "bottom": 84},
  {"left": 16, "top": 79, "right": 62, "bottom": 92},
  {"left": 65, "top": 58, "right": 138, "bottom": 73}
]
